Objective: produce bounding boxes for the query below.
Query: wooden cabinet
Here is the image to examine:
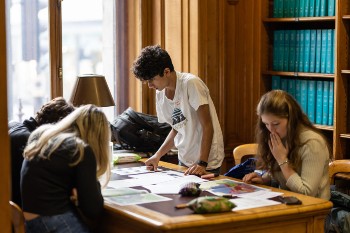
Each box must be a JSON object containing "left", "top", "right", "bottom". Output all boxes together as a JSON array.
[{"left": 260, "top": 0, "right": 350, "bottom": 159}]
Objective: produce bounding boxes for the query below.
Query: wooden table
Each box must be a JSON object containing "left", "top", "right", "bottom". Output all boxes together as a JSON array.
[{"left": 98, "top": 160, "right": 332, "bottom": 233}]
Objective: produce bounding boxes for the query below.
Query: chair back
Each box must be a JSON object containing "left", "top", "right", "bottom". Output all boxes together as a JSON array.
[
  {"left": 329, "top": 159, "right": 350, "bottom": 184},
  {"left": 233, "top": 143, "right": 258, "bottom": 165},
  {"left": 9, "top": 201, "right": 25, "bottom": 233}
]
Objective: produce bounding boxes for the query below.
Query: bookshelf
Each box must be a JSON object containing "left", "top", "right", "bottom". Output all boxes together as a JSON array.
[{"left": 260, "top": 0, "right": 350, "bottom": 160}]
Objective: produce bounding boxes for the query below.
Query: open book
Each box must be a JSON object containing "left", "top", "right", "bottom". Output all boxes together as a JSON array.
[{"left": 102, "top": 187, "right": 171, "bottom": 206}]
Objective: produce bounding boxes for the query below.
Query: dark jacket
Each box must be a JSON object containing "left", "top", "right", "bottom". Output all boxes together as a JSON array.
[{"left": 8, "top": 117, "right": 38, "bottom": 207}]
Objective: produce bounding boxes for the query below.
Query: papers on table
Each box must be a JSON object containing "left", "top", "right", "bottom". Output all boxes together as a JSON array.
[{"left": 106, "top": 167, "right": 285, "bottom": 209}]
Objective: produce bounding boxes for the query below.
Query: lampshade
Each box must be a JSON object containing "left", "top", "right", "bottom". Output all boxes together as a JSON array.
[{"left": 70, "top": 74, "right": 115, "bottom": 107}]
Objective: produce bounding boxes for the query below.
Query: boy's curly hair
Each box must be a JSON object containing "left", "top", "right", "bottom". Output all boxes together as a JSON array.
[
  {"left": 131, "top": 45, "right": 174, "bottom": 81},
  {"left": 35, "top": 97, "right": 75, "bottom": 125}
]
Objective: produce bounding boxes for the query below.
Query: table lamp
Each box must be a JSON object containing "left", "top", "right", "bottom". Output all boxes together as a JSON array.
[{"left": 70, "top": 74, "right": 115, "bottom": 107}]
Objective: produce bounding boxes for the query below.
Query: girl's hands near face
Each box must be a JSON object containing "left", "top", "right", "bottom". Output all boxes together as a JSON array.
[{"left": 268, "top": 132, "right": 289, "bottom": 163}]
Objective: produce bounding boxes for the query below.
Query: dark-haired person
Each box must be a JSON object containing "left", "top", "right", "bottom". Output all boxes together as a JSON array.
[
  {"left": 131, "top": 45, "right": 224, "bottom": 176},
  {"left": 8, "top": 97, "right": 75, "bottom": 207},
  {"left": 242, "top": 90, "right": 331, "bottom": 200},
  {"left": 21, "top": 104, "right": 111, "bottom": 233}
]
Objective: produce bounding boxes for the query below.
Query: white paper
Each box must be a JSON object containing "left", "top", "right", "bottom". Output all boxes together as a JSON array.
[{"left": 230, "top": 197, "right": 281, "bottom": 211}]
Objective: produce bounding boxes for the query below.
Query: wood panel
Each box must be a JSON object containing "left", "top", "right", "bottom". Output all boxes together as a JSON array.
[{"left": 0, "top": 0, "right": 11, "bottom": 231}]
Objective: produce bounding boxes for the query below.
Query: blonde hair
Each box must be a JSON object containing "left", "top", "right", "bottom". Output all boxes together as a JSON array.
[{"left": 24, "top": 104, "right": 111, "bottom": 184}]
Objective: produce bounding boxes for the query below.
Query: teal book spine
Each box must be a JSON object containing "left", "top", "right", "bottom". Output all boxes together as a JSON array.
[
  {"left": 309, "top": 30, "right": 316, "bottom": 73},
  {"left": 295, "top": 30, "right": 301, "bottom": 72},
  {"left": 304, "top": 0, "right": 310, "bottom": 17},
  {"left": 315, "top": 80, "right": 323, "bottom": 124},
  {"left": 295, "top": 79, "right": 302, "bottom": 105},
  {"left": 300, "top": 79, "right": 308, "bottom": 114},
  {"left": 284, "top": 30, "right": 290, "bottom": 71},
  {"left": 315, "top": 0, "right": 321, "bottom": 16},
  {"left": 331, "top": 30, "right": 335, "bottom": 74},
  {"left": 278, "top": 0, "right": 284, "bottom": 17},
  {"left": 273, "top": 30, "right": 280, "bottom": 71},
  {"left": 280, "top": 78, "right": 288, "bottom": 91},
  {"left": 326, "top": 29, "right": 333, "bottom": 74},
  {"left": 278, "top": 30, "right": 285, "bottom": 71},
  {"left": 272, "top": 76, "right": 281, "bottom": 90},
  {"left": 328, "top": 0, "right": 335, "bottom": 16},
  {"left": 322, "top": 80, "right": 329, "bottom": 125},
  {"left": 287, "top": 79, "right": 296, "bottom": 98},
  {"left": 304, "top": 29, "right": 311, "bottom": 72},
  {"left": 299, "top": 30, "right": 305, "bottom": 72},
  {"left": 309, "top": 0, "right": 315, "bottom": 16},
  {"left": 295, "top": 0, "right": 300, "bottom": 17},
  {"left": 289, "top": 30, "right": 296, "bottom": 72},
  {"left": 289, "top": 0, "right": 296, "bottom": 17},
  {"left": 315, "top": 29, "right": 322, "bottom": 73},
  {"left": 307, "top": 80, "right": 316, "bottom": 123},
  {"left": 320, "top": 0, "right": 326, "bottom": 16},
  {"left": 283, "top": 0, "right": 289, "bottom": 17},
  {"left": 273, "top": 0, "right": 279, "bottom": 17},
  {"left": 299, "top": 0, "right": 305, "bottom": 17},
  {"left": 328, "top": 81, "right": 334, "bottom": 126},
  {"left": 320, "top": 29, "right": 327, "bottom": 73}
]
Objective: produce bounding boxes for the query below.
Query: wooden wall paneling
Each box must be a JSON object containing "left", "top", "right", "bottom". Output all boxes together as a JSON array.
[
  {"left": 334, "top": 0, "right": 349, "bottom": 159},
  {"left": 0, "top": 0, "right": 11, "bottom": 231},
  {"left": 188, "top": 0, "right": 199, "bottom": 76}
]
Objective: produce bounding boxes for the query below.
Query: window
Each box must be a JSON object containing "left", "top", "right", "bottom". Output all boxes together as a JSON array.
[{"left": 6, "top": 0, "right": 117, "bottom": 122}]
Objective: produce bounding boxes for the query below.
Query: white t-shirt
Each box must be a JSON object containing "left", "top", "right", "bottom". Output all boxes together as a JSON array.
[{"left": 156, "top": 71, "right": 224, "bottom": 169}]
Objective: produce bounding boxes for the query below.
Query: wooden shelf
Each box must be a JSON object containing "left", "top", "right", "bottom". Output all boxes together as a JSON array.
[
  {"left": 343, "top": 15, "right": 350, "bottom": 20},
  {"left": 263, "top": 16, "right": 335, "bottom": 23},
  {"left": 315, "top": 125, "right": 334, "bottom": 131},
  {"left": 341, "top": 70, "right": 350, "bottom": 74},
  {"left": 340, "top": 134, "right": 350, "bottom": 139},
  {"left": 262, "top": 71, "right": 334, "bottom": 78}
]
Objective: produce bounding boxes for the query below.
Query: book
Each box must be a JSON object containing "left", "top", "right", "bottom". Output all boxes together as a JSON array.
[
  {"left": 315, "top": 29, "right": 322, "bottom": 73},
  {"left": 300, "top": 79, "right": 308, "bottom": 114},
  {"left": 326, "top": 29, "right": 334, "bottom": 74},
  {"left": 289, "top": 30, "right": 297, "bottom": 71},
  {"left": 322, "top": 81, "right": 329, "bottom": 125},
  {"left": 315, "top": 80, "right": 323, "bottom": 124},
  {"left": 328, "top": 0, "right": 335, "bottom": 16},
  {"left": 278, "top": 30, "right": 285, "bottom": 71},
  {"left": 309, "top": 30, "right": 316, "bottom": 73},
  {"left": 320, "top": 0, "right": 326, "bottom": 16},
  {"left": 307, "top": 80, "right": 316, "bottom": 123},
  {"left": 304, "top": 29, "right": 311, "bottom": 72},
  {"left": 272, "top": 76, "right": 281, "bottom": 90},
  {"left": 273, "top": 30, "right": 280, "bottom": 70},
  {"left": 295, "top": 30, "right": 301, "bottom": 72},
  {"left": 315, "top": 0, "right": 321, "bottom": 16},
  {"left": 309, "top": 0, "right": 315, "bottom": 17},
  {"left": 284, "top": 30, "right": 290, "bottom": 71},
  {"left": 287, "top": 79, "right": 296, "bottom": 98},
  {"left": 328, "top": 81, "right": 334, "bottom": 126},
  {"left": 320, "top": 29, "right": 328, "bottom": 73},
  {"left": 295, "top": 79, "right": 302, "bottom": 105},
  {"left": 299, "top": 30, "right": 305, "bottom": 72},
  {"left": 280, "top": 78, "right": 288, "bottom": 91}
]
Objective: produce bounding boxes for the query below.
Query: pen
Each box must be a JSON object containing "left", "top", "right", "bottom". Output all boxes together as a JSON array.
[{"left": 201, "top": 173, "right": 219, "bottom": 179}]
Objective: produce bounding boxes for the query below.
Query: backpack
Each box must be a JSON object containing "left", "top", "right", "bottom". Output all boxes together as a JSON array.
[
  {"left": 111, "top": 107, "right": 171, "bottom": 152},
  {"left": 224, "top": 158, "right": 256, "bottom": 179},
  {"left": 325, "top": 191, "right": 350, "bottom": 233}
]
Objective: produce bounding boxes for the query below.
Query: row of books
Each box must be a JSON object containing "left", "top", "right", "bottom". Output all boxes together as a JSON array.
[
  {"left": 272, "top": 76, "right": 334, "bottom": 126},
  {"left": 273, "top": 0, "right": 335, "bottom": 18},
  {"left": 273, "top": 29, "right": 335, "bottom": 74}
]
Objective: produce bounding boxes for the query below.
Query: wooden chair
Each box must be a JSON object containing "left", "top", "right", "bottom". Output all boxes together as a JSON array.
[
  {"left": 329, "top": 159, "right": 350, "bottom": 185},
  {"left": 233, "top": 143, "right": 258, "bottom": 165},
  {"left": 10, "top": 201, "right": 25, "bottom": 233}
]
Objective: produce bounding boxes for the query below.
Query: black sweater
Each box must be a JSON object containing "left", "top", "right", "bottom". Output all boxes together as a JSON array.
[{"left": 21, "top": 142, "right": 104, "bottom": 219}]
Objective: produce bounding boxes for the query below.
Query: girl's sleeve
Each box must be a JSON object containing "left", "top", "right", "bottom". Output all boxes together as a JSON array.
[{"left": 75, "top": 146, "right": 104, "bottom": 219}]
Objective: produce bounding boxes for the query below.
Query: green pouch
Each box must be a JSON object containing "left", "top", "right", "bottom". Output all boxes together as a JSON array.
[{"left": 186, "top": 196, "right": 236, "bottom": 214}]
